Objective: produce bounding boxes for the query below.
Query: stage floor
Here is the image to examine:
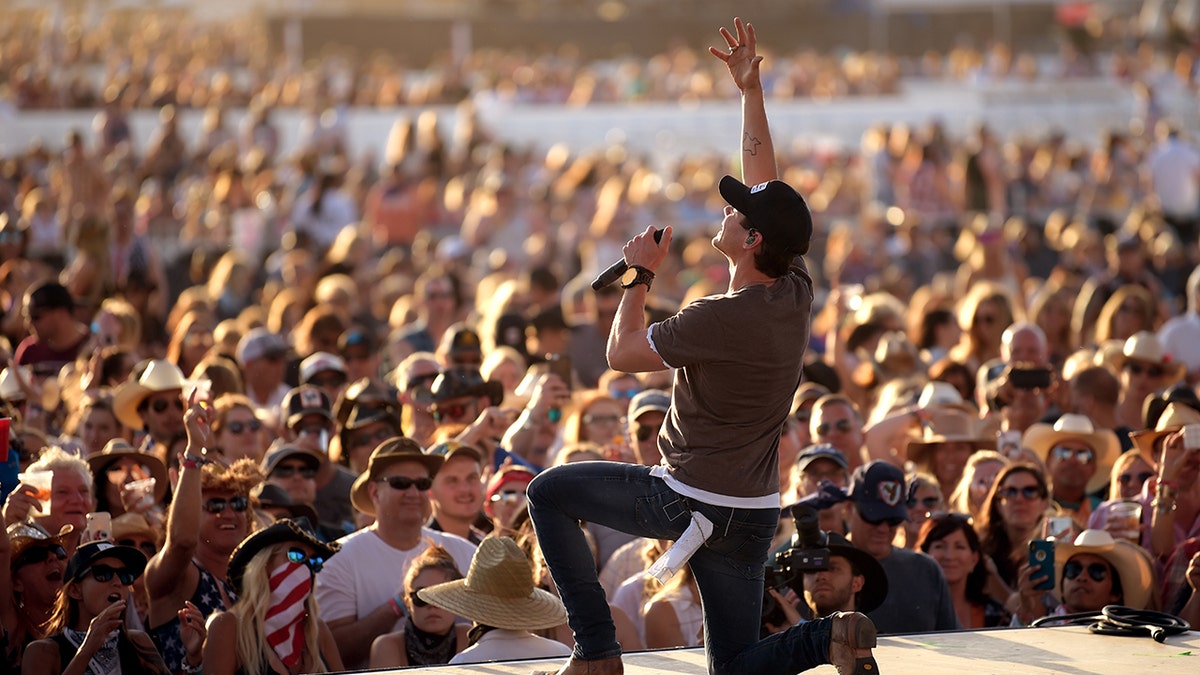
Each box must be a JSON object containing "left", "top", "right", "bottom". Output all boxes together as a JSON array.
[{"left": 368, "top": 625, "right": 1200, "bottom": 674}]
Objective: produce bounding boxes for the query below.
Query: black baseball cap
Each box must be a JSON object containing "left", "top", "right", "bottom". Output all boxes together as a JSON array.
[
  {"left": 718, "top": 176, "right": 812, "bottom": 255},
  {"left": 26, "top": 281, "right": 75, "bottom": 312},
  {"left": 847, "top": 461, "right": 909, "bottom": 522}
]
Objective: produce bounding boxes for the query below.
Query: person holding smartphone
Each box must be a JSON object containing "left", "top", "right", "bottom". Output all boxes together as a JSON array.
[{"left": 527, "top": 18, "right": 877, "bottom": 675}]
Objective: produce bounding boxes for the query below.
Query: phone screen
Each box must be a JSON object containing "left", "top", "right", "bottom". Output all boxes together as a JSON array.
[{"left": 547, "top": 354, "right": 572, "bottom": 391}]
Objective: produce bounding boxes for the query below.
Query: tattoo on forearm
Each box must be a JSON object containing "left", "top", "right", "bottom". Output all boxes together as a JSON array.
[{"left": 743, "top": 132, "right": 762, "bottom": 156}]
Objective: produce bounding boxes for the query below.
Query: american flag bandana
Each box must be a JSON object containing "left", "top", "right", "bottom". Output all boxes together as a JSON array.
[{"left": 265, "top": 561, "right": 313, "bottom": 669}]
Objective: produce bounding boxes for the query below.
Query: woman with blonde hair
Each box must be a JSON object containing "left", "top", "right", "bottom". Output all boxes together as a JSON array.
[
  {"left": 561, "top": 392, "right": 631, "bottom": 463},
  {"left": 165, "top": 310, "right": 215, "bottom": 380},
  {"left": 948, "top": 450, "right": 1010, "bottom": 519},
  {"left": 1093, "top": 284, "right": 1156, "bottom": 345},
  {"left": 950, "top": 282, "right": 1018, "bottom": 372},
  {"left": 203, "top": 519, "right": 343, "bottom": 674}
]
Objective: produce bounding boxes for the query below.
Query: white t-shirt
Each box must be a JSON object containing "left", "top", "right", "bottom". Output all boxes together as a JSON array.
[
  {"left": 1159, "top": 312, "right": 1200, "bottom": 372},
  {"left": 1148, "top": 139, "right": 1200, "bottom": 217},
  {"left": 448, "top": 628, "right": 571, "bottom": 665},
  {"left": 314, "top": 526, "right": 477, "bottom": 628}
]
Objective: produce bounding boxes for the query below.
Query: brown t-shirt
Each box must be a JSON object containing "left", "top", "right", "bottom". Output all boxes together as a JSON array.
[{"left": 650, "top": 262, "right": 813, "bottom": 499}]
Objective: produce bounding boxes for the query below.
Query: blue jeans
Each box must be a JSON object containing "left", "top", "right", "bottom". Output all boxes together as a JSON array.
[{"left": 528, "top": 461, "right": 832, "bottom": 675}]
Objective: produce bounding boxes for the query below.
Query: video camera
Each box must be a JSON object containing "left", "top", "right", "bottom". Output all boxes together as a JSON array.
[{"left": 761, "top": 504, "right": 831, "bottom": 635}]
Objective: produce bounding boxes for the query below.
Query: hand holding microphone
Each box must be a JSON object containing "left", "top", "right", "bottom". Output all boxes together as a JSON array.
[{"left": 592, "top": 226, "right": 672, "bottom": 290}]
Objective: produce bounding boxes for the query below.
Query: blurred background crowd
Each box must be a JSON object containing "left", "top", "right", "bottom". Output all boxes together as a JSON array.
[{"left": 1, "top": 0, "right": 1200, "bottom": 673}]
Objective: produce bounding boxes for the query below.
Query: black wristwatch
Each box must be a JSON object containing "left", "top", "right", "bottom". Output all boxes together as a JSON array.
[{"left": 620, "top": 265, "right": 655, "bottom": 291}]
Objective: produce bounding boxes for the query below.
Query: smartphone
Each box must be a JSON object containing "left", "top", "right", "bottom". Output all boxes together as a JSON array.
[
  {"left": 1044, "top": 516, "right": 1073, "bottom": 541},
  {"left": 1008, "top": 367, "right": 1052, "bottom": 390},
  {"left": 84, "top": 511, "right": 113, "bottom": 546},
  {"left": 997, "top": 430, "right": 1022, "bottom": 459},
  {"left": 547, "top": 354, "right": 572, "bottom": 391},
  {"left": 1029, "top": 539, "right": 1055, "bottom": 591}
]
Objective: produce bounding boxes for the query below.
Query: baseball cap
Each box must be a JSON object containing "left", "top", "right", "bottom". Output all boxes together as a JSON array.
[
  {"left": 64, "top": 541, "right": 147, "bottom": 584},
  {"left": 26, "top": 281, "right": 75, "bottom": 312},
  {"left": 338, "top": 328, "right": 376, "bottom": 355},
  {"left": 299, "top": 352, "right": 347, "bottom": 385},
  {"left": 847, "top": 461, "right": 909, "bottom": 522},
  {"left": 430, "top": 367, "right": 503, "bottom": 406},
  {"left": 261, "top": 440, "right": 322, "bottom": 476},
  {"left": 628, "top": 389, "right": 670, "bottom": 421},
  {"left": 796, "top": 444, "right": 849, "bottom": 474},
  {"left": 718, "top": 175, "right": 812, "bottom": 255},
  {"left": 442, "top": 325, "right": 484, "bottom": 362},
  {"left": 281, "top": 385, "right": 333, "bottom": 429},
  {"left": 236, "top": 328, "right": 287, "bottom": 364}
]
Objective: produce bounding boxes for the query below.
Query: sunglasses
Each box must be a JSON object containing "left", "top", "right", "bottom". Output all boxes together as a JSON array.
[
  {"left": 1125, "top": 362, "right": 1165, "bottom": 378},
  {"left": 16, "top": 544, "right": 68, "bottom": 567},
  {"left": 226, "top": 419, "right": 263, "bottom": 435},
  {"left": 107, "top": 464, "right": 150, "bottom": 484},
  {"left": 432, "top": 403, "right": 469, "bottom": 421},
  {"left": 583, "top": 413, "right": 623, "bottom": 425},
  {"left": 146, "top": 397, "right": 184, "bottom": 414},
  {"left": 1063, "top": 560, "right": 1110, "bottom": 582},
  {"left": 816, "top": 419, "right": 854, "bottom": 436},
  {"left": 376, "top": 476, "right": 433, "bottom": 491},
  {"left": 350, "top": 427, "right": 394, "bottom": 449},
  {"left": 1050, "top": 445, "right": 1095, "bottom": 464},
  {"left": 88, "top": 564, "right": 136, "bottom": 585},
  {"left": 406, "top": 373, "right": 440, "bottom": 390},
  {"left": 286, "top": 547, "right": 325, "bottom": 573},
  {"left": 310, "top": 374, "right": 347, "bottom": 389},
  {"left": 908, "top": 496, "right": 941, "bottom": 510},
  {"left": 609, "top": 388, "right": 640, "bottom": 401},
  {"left": 409, "top": 589, "right": 430, "bottom": 608},
  {"left": 273, "top": 465, "right": 317, "bottom": 480},
  {"left": 1117, "top": 471, "right": 1155, "bottom": 486},
  {"left": 489, "top": 489, "right": 526, "bottom": 504},
  {"left": 635, "top": 424, "right": 661, "bottom": 442},
  {"left": 997, "top": 485, "right": 1045, "bottom": 501},
  {"left": 297, "top": 425, "right": 330, "bottom": 437},
  {"left": 861, "top": 514, "right": 905, "bottom": 528},
  {"left": 117, "top": 538, "right": 157, "bottom": 558},
  {"left": 202, "top": 496, "right": 250, "bottom": 514}
]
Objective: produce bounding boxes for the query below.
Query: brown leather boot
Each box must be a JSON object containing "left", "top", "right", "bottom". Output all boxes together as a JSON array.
[
  {"left": 828, "top": 611, "right": 879, "bottom": 675},
  {"left": 531, "top": 655, "right": 625, "bottom": 675}
]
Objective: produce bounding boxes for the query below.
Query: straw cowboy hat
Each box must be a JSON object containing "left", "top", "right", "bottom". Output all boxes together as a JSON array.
[
  {"left": 917, "top": 381, "right": 968, "bottom": 411},
  {"left": 349, "top": 437, "right": 443, "bottom": 516},
  {"left": 417, "top": 537, "right": 567, "bottom": 631},
  {"left": 1053, "top": 529, "right": 1156, "bottom": 610},
  {"left": 1023, "top": 414, "right": 1120, "bottom": 494},
  {"left": 1130, "top": 402, "right": 1200, "bottom": 469},
  {"left": 7, "top": 521, "right": 74, "bottom": 567},
  {"left": 906, "top": 407, "right": 992, "bottom": 466},
  {"left": 1117, "top": 331, "right": 1185, "bottom": 380},
  {"left": 112, "top": 359, "right": 189, "bottom": 429},
  {"left": 85, "top": 438, "right": 169, "bottom": 503}
]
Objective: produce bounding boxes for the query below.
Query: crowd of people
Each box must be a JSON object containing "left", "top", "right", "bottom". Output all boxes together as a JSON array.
[{"left": 0, "top": 7, "right": 1199, "bottom": 675}]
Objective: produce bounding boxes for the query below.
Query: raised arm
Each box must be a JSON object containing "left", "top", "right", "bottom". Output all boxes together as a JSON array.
[{"left": 710, "top": 17, "right": 777, "bottom": 185}]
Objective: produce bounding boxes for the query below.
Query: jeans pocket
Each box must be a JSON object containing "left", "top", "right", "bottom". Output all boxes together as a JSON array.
[
  {"left": 703, "top": 517, "right": 776, "bottom": 579},
  {"left": 634, "top": 493, "right": 690, "bottom": 539}
]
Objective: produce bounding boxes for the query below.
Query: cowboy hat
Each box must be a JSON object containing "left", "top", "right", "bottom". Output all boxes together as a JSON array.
[
  {"left": 823, "top": 531, "right": 889, "bottom": 613},
  {"left": 7, "top": 521, "right": 73, "bottom": 569},
  {"left": 226, "top": 518, "right": 340, "bottom": 594},
  {"left": 112, "top": 359, "right": 189, "bottom": 429},
  {"left": 350, "top": 437, "right": 443, "bottom": 516},
  {"left": 86, "top": 439, "right": 169, "bottom": 503},
  {"left": 1053, "top": 529, "right": 1155, "bottom": 610},
  {"left": 417, "top": 537, "right": 567, "bottom": 631},
  {"left": 1023, "top": 414, "right": 1120, "bottom": 494},
  {"left": 1130, "top": 402, "right": 1200, "bottom": 470},
  {"left": 905, "top": 408, "right": 993, "bottom": 467},
  {"left": 1117, "top": 331, "right": 1185, "bottom": 380}
]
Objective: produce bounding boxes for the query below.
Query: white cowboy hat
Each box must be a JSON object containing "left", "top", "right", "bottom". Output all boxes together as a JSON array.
[
  {"left": 905, "top": 407, "right": 992, "bottom": 466},
  {"left": 1117, "top": 331, "right": 1185, "bottom": 380},
  {"left": 112, "top": 359, "right": 189, "bottom": 430},
  {"left": 418, "top": 537, "right": 566, "bottom": 631},
  {"left": 1023, "top": 414, "right": 1120, "bottom": 494},
  {"left": 917, "top": 381, "right": 966, "bottom": 410},
  {"left": 1130, "top": 402, "right": 1200, "bottom": 470},
  {"left": 0, "top": 366, "right": 31, "bottom": 402},
  {"left": 1053, "top": 529, "right": 1155, "bottom": 610}
]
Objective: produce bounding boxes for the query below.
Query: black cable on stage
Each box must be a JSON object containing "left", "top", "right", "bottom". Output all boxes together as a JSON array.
[{"left": 1030, "top": 604, "right": 1191, "bottom": 643}]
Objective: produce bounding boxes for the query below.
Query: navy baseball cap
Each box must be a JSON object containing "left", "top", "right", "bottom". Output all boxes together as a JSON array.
[
  {"left": 796, "top": 444, "right": 849, "bottom": 474},
  {"left": 718, "top": 176, "right": 812, "bottom": 255},
  {"left": 848, "top": 461, "right": 909, "bottom": 522}
]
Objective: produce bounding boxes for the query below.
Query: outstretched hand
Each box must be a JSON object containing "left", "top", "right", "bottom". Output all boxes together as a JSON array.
[{"left": 709, "top": 17, "right": 763, "bottom": 93}]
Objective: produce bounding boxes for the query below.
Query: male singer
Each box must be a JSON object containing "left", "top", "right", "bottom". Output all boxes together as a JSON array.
[{"left": 528, "top": 18, "right": 879, "bottom": 675}]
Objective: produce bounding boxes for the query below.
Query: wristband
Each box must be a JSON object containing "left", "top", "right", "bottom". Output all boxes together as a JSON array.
[
  {"left": 389, "top": 594, "right": 405, "bottom": 618},
  {"left": 181, "top": 659, "right": 203, "bottom": 674},
  {"left": 1158, "top": 478, "right": 1179, "bottom": 490},
  {"left": 180, "top": 453, "right": 211, "bottom": 470}
]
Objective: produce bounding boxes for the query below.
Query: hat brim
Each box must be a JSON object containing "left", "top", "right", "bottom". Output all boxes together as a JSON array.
[
  {"left": 418, "top": 580, "right": 567, "bottom": 630},
  {"left": 112, "top": 381, "right": 152, "bottom": 430},
  {"left": 70, "top": 545, "right": 148, "bottom": 583},
  {"left": 9, "top": 524, "right": 75, "bottom": 565},
  {"left": 1024, "top": 426, "right": 1121, "bottom": 494},
  {"left": 226, "top": 518, "right": 340, "bottom": 594},
  {"left": 1053, "top": 539, "right": 1154, "bottom": 610},
  {"left": 87, "top": 450, "right": 170, "bottom": 502},
  {"left": 905, "top": 438, "right": 994, "bottom": 466}
]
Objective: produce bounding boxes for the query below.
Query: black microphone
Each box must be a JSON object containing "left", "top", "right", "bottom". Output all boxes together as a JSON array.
[{"left": 591, "top": 228, "right": 663, "bottom": 291}]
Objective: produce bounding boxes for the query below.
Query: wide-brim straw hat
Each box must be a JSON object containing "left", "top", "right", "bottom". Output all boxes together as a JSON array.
[
  {"left": 1117, "top": 331, "right": 1185, "bottom": 380},
  {"left": 1053, "top": 529, "right": 1155, "bottom": 610},
  {"left": 418, "top": 537, "right": 566, "bottom": 631},
  {"left": 112, "top": 359, "right": 189, "bottom": 429},
  {"left": 1130, "top": 402, "right": 1200, "bottom": 470},
  {"left": 1023, "top": 413, "right": 1121, "bottom": 494},
  {"left": 906, "top": 407, "right": 992, "bottom": 466},
  {"left": 85, "top": 439, "right": 169, "bottom": 503},
  {"left": 349, "top": 437, "right": 443, "bottom": 516}
]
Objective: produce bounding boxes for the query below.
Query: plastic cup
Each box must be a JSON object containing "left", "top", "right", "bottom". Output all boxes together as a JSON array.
[
  {"left": 125, "top": 478, "right": 157, "bottom": 511},
  {"left": 17, "top": 470, "right": 53, "bottom": 513},
  {"left": 1106, "top": 500, "right": 1143, "bottom": 545}
]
